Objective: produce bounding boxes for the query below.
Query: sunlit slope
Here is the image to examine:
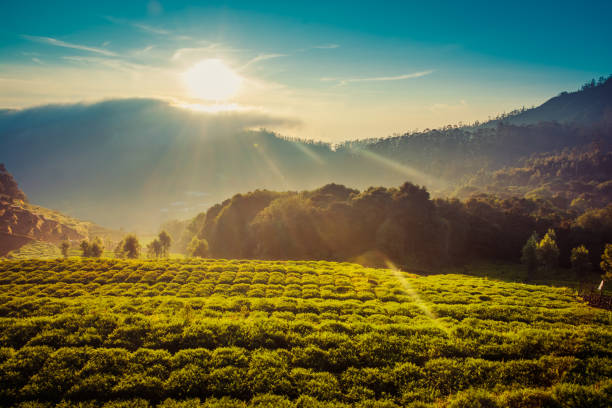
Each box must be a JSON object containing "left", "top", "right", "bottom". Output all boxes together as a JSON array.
[{"left": 0, "top": 259, "right": 610, "bottom": 407}]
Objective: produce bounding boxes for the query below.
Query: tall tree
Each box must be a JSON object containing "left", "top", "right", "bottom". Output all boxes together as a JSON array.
[
  {"left": 188, "top": 237, "right": 209, "bottom": 258},
  {"left": 536, "top": 229, "right": 559, "bottom": 273},
  {"left": 570, "top": 245, "right": 591, "bottom": 282},
  {"left": 158, "top": 231, "right": 172, "bottom": 257},
  {"left": 79, "top": 240, "right": 90, "bottom": 257},
  {"left": 147, "top": 239, "right": 162, "bottom": 258},
  {"left": 59, "top": 241, "right": 70, "bottom": 258},
  {"left": 122, "top": 235, "right": 141, "bottom": 259},
  {"left": 601, "top": 243, "right": 612, "bottom": 283},
  {"left": 89, "top": 237, "right": 104, "bottom": 258},
  {"left": 521, "top": 232, "right": 539, "bottom": 282}
]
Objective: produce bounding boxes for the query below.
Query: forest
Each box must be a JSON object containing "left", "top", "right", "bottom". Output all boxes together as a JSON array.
[{"left": 167, "top": 180, "right": 611, "bottom": 281}]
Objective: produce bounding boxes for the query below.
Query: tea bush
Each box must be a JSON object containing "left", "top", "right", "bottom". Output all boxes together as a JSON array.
[{"left": 0, "top": 258, "right": 610, "bottom": 407}]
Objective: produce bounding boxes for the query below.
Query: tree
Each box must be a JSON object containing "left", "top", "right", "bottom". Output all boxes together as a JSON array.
[
  {"left": 122, "top": 235, "right": 141, "bottom": 259},
  {"left": 536, "top": 229, "right": 559, "bottom": 273},
  {"left": 147, "top": 239, "right": 162, "bottom": 258},
  {"left": 188, "top": 237, "right": 209, "bottom": 258},
  {"left": 521, "top": 232, "right": 539, "bottom": 281},
  {"left": 601, "top": 243, "right": 612, "bottom": 281},
  {"left": 570, "top": 245, "right": 591, "bottom": 282},
  {"left": 89, "top": 237, "right": 104, "bottom": 258},
  {"left": 79, "top": 240, "right": 90, "bottom": 257},
  {"left": 158, "top": 230, "right": 172, "bottom": 257},
  {"left": 114, "top": 239, "right": 125, "bottom": 258},
  {"left": 59, "top": 241, "right": 70, "bottom": 258}
]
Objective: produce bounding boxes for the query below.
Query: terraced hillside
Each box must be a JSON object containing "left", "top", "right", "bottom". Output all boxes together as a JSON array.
[{"left": 0, "top": 259, "right": 610, "bottom": 407}]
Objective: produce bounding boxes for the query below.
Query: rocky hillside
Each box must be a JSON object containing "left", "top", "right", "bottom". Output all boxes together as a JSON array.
[
  {"left": 0, "top": 163, "right": 118, "bottom": 256},
  {"left": 0, "top": 163, "right": 27, "bottom": 202}
]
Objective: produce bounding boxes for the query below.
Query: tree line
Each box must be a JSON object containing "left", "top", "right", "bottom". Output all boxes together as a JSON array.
[{"left": 177, "top": 182, "right": 611, "bottom": 281}]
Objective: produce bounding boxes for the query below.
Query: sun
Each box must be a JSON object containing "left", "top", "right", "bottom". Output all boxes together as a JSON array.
[{"left": 182, "top": 59, "right": 242, "bottom": 101}]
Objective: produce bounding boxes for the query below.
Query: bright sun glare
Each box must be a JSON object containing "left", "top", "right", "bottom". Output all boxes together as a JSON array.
[{"left": 182, "top": 59, "right": 242, "bottom": 101}]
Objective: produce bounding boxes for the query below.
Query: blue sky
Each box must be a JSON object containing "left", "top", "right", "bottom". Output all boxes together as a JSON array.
[{"left": 1, "top": 0, "right": 610, "bottom": 141}]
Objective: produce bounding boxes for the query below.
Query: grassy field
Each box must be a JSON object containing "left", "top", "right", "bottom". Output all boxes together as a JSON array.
[
  {"left": 0, "top": 258, "right": 610, "bottom": 407},
  {"left": 5, "top": 241, "right": 62, "bottom": 259},
  {"left": 5, "top": 242, "right": 115, "bottom": 260}
]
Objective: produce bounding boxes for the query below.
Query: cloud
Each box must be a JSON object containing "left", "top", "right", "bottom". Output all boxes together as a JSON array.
[
  {"left": 429, "top": 99, "right": 468, "bottom": 112},
  {"left": 134, "top": 45, "right": 154, "bottom": 55},
  {"left": 62, "top": 56, "right": 150, "bottom": 73},
  {"left": 240, "top": 53, "right": 287, "bottom": 70},
  {"left": 22, "top": 35, "right": 118, "bottom": 57},
  {"left": 105, "top": 16, "right": 191, "bottom": 40},
  {"left": 312, "top": 44, "right": 340, "bottom": 49},
  {"left": 171, "top": 43, "right": 246, "bottom": 61},
  {"left": 322, "top": 70, "right": 433, "bottom": 85},
  {"left": 186, "top": 191, "right": 210, "bottom": 197},
  {"left": 132, "top": 22, "right": 170, "bottom": 35},
  {"left": 171, "top": 45, "right": 219, "bottom": 61}
]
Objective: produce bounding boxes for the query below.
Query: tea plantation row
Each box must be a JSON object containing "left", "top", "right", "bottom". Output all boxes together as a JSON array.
[{"left": 0, "top": 259, "right": 610, "bottom": 407}]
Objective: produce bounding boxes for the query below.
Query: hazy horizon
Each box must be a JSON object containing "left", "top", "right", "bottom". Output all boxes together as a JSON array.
[{"left": 1, "top": 0, "right": 611, "bottom": 142}]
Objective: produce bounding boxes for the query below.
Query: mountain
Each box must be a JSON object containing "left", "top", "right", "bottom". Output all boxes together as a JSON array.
[
  {"left": 0, "top": 99, "right": 427, "bottom": 230},
  {"left": 0, "top": 163, "right": 119, "bottom": 256},
  {"left": 1, "top": 78, "right": 610, "bottom": 231},
  {"left": 501, "top": 75, "right": 612, "bottom": 126}
]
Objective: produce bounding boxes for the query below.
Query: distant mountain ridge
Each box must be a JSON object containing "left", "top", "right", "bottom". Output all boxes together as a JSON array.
[
  {"left": 502, "top": 75, "right": 612, "bottom": 126},
  {"left": 0, "top": 77, "right": 610, "bottom": 231}
]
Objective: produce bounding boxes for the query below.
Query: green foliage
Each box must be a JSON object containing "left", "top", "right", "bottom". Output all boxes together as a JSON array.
[
  {"left": 537, "top": 229, "right": 559, "bottom": 272},
  {"left": 178, "top": 182, "right": 612, "bottom": 274},
  {"left": 7, "top": 241, "right": 61, "bottom": 259},
  {"left": 188, "top": 237, "right": 209, "bottom": 258},
  {"left": 601, "top": 243, "right": 612, "bottom": 280},
  {"left": 60, "top": 242, "right": 70, "bottom": 258},
  {"left": 147, "top": 239, "right": 163, "bottom": 258},
  {"left": 521, "top": 232, "right": 538, "bottom": 281},
  {"left": 115, "top": 235, "right": 140, "bottom": 259},
  {"left": 158, "top": 231, "right": 172, "bottom": 258},
  {"left": 0, "top": 258, "right": 609, "bottom": 407},
  {"left": 571, "top": 245, "right": 591, "bottom": 281},
  {"left": 80, "top": 238, "right": 105, "bottom": 258}
]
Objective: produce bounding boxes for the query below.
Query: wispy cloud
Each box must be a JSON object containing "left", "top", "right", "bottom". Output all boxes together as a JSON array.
[
  {"left": 429, "top": 99, "right": 468, "bottom": 112},
  {"left": 240, "top": 53, "right": 287, "bottom": 70},
  {"left": 62, "top": 56, "right": 149, "bottom": 73},
  {"left": 105, "top": 16, "right": 191, "bottom": 40},
  {"left": 132, "top": 22, "right": 170, "bottom": 35},
  {"left": 22, "top": 35, "right": 118, "bottom": 57},
  {"left": 171, "top": 43, "right": 245, "bottom": 61},
  {"left": 313, "top": 44, "right": 339, "bottom": 49},
  {"left": 322, "top": 70, "right": 433, "bottom": 85},
  {"left": 31, "top": 57, "right": 44, "bottom": 65},
  {"left": 134, "top": 45, "right": 154, "bottom": 55},
  {"left": 171, "top": 45, "right": 219, "bottom": 61}
]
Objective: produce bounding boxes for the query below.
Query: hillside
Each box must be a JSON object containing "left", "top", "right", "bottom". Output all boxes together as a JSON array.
[
  {"left": 0, "top": 163, "right": 121, "bottom": 256},
  {"left": 0, "top": 258, "right": 610, "bottom": 407},
  {"left": 455, "top": 144, "right": 612, "bottom": 207},
  {"left": 1, "top": 78, "right": 610, "bottom": 231},
  {"left": 0, "top": 163, "right": 27, "bottom": 202},
  {"left": 501, "top": 75, "right": 612, "bottom": 126}
]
